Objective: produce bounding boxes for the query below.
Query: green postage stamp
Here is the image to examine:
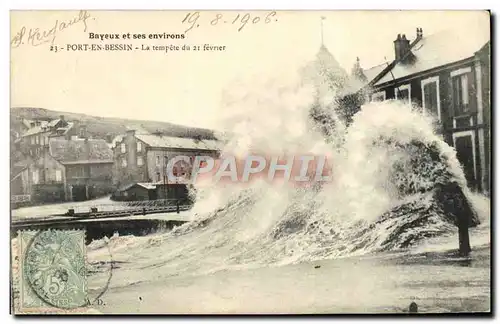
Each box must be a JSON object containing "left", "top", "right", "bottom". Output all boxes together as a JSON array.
[{"left": 16, "top": 230, "right": 88, "bottom": 313}]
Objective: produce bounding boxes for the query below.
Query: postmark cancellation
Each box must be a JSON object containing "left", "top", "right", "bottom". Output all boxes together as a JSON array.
[{"left": 14, "top": 229, "right": 88, "bottom": 313}]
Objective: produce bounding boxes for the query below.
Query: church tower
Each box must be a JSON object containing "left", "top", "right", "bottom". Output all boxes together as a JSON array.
[{"left": 299, "top": 17, "right": 349, "bottom": 99}]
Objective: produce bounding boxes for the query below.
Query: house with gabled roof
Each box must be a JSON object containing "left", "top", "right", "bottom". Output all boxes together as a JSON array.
[
  {"left": 26, "top": 138, "right": 114, "bottom": 202},
  {"left": 342, "top": 26, "right": 491, "bottom": 194},
  {"left": 16, "top": 115, "right": 78, "bottom": 159}
]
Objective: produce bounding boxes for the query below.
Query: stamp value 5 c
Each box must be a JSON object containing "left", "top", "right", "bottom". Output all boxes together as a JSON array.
[{"left": 17, "top": 230, "right": 87, "bottom": 312}]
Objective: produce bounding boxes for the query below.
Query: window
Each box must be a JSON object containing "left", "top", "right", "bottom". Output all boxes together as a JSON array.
[
  {"left": 164, "top": 156, "right": 168, "bottom": 167},
  {"left": 137, "top": 142, "right": 142, "bottom": 152},
  {"left": 137, "top": 156, "right": 144, "bottom": 166},
  {"left": 421, "top": 76, "right": 441, "bottom": 121},
  {"left": 371, "top": 91, "right": 386, "bottom": 102},
  {"left": 31, "top": 136, "right": 35, "bottom": 145},
  {"left": 32, "top": 169, "right": 39, "bottom": 184},
  {"left": 41, "top": 136, "right": 45, "bottom": 146},
  {"left": 35, "top": 135, "right": 39, "bottom": 144},
  {"left": 156, "top": 172, "right": 161, "bottom": 182},
  {"left": 55, "top": 170, "right": 62, "bottom": 182},
  {"left": 394, "top": 84, "right": 411, "bottom": 105},
  {"left": 122, "top": 158, "right": 127, "bottom": 167},
  {"left": 121, "top": 143, "right": 126, "bottom": 153},
  {"left": 72, "top": 166, "right": 86, "bottom": 178},
  {"left": 451, "top": 67, "right": 472, "bottom": 116},
  {"left": 156, "top": 156, "right": 160, "bottom": 166}
]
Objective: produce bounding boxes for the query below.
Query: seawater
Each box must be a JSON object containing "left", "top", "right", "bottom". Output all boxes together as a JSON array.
[{"left": 86, "top": 71, "right": 490, "bottom": 298}]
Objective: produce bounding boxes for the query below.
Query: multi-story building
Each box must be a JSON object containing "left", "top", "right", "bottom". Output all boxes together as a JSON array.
[
  {"left": 46, "top": 138, "right": 114, "bottom": 201},
  {"left": 15, "top": 115, "right": 77, "bottom": 159},
  {"left": 344, "top": 27, "right": 490, "bottom": 195},
  {"left": 23, "top": 137, "right": 114, "bottom": 202},
  {"left": 10, "top": 113, "right": 114, "bottom": 202},
  {"left": 14, "top": 134, "right": 114, "bottom": 203},
  {"left": 112, "top": 130, "right": 221, "bottom": 189}
]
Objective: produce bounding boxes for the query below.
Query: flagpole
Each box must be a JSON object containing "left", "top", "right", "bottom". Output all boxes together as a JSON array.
[{"left": 320, "top": 17, "right": 324, "bottom": 46}]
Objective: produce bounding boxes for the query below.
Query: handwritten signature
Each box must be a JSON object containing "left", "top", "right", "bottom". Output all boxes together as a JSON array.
[{"left": 11, "top": 10, "right": 92, "bottom": 48}]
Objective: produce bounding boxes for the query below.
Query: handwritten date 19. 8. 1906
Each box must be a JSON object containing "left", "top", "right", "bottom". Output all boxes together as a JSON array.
[{"left": 182, "top": 11, "right": 277, "bottom": 34}]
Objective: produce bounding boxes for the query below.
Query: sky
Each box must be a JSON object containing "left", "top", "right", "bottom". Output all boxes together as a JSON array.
[{"left": 10, "top": 10, "right": 490, "bottom": 130}]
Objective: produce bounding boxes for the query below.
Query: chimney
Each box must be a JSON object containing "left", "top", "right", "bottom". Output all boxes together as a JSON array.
[
  {"left": 83, "top": 137, "right": 90, "bottom": 161},
  {"left": 394, "top": 34, "right": 411, "bottom": 61},
  {"left": 79, "top": 124, "right": 87, "bottom": 139},
  {"left": 35, "top": 120, "right": 41, "bottom": 126},
  {"left": 105, "top": 134, "right": 113, "bottom": 143},
  {"left": 416, "top": 27, "right": 423, "bottom": 40},
  {"left": 126, "top": 129, "right": 136, "bottom": 138},
  {"left": 59, "top": 115, "right": 65, "bottom": 121},
  {"left": 394, "top": 33, "right": 417, "bottom": 65},
  {"left": 152, "top": 130, "right": 163, "bottom": 137},
  {"left": 30, "top": 122, "right": 35, "bottom": 128}
]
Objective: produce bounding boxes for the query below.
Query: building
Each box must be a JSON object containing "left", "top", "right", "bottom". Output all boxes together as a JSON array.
[
  {"left": 343, "top": 27, "right": 491, "bottom": 194},
  {"left": 15, "top": 115, "right": 77, "bottom": 159},
  {"left": 10, "top": 114, "right": 112, "bottom": 202},
  {"left": 111, "top": 182, "right": 190, "bottom": 202},
  {"left": 25, "top": 138, "right": 114, "bottom": 203},
  {"left": 112, "top": 130, "right": 221, "bottom": 190}
]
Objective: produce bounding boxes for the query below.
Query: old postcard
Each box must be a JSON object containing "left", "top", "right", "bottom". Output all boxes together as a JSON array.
[{"left": 10, "top": 10, "right": 491, "bottom": 315}]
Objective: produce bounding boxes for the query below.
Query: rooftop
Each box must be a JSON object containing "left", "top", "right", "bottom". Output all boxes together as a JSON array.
[
  {"left": 21, "top": 121, "right": 50, "bottom": 137},
  {"left": 135, "top": 134, "right": 221, "bottom": 151},
  {"left": 300, "top": 44, "right": 349, "bottom": 92},
  {"left": 21, "top": 118, "right": 73, "bottom": 137},
  {"left": 119, "top": 182, "right": 157, "bottom": 191},
  {"left": 374, "top": 28, "right": 490, "bottom": 86},
  {"left": 49, "top": 138, "right": 114, "bottom": 164}
]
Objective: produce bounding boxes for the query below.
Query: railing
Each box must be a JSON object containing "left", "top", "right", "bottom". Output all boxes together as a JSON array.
[
  {"left": 67, "top": 198, "right": 190, "bottom": 215},
  {"left": 11, "top": 195, "right": 31, "bottom": 203}
]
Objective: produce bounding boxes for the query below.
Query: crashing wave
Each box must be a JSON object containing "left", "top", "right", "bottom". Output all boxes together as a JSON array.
[{"left": 87, "top": 79, "right": 487, "bottom": 280}]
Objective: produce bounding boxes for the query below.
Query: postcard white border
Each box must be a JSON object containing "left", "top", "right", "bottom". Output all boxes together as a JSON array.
[{"left": 3, "top": 1, "right": 497, "bottom": 323}]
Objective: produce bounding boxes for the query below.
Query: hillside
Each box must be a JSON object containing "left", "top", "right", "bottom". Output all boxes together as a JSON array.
[{"left": 10, "top": 107, "right": 218, "bottom": 140}]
